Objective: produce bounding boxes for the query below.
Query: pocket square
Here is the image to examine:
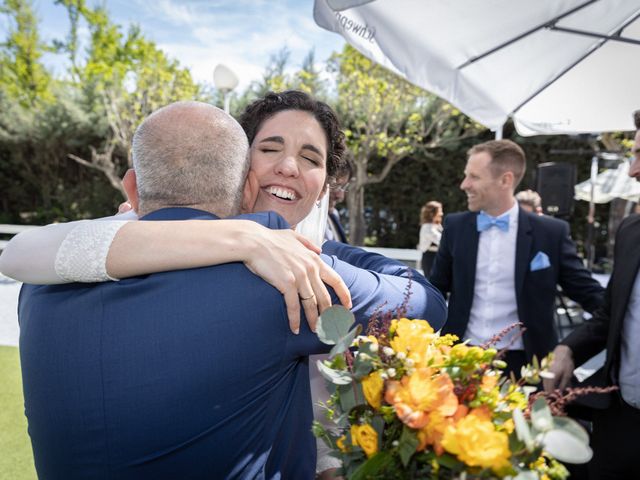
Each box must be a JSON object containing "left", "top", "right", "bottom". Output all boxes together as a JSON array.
[{"left": 530, "top": 251, "right": 551, "bottom": 271}]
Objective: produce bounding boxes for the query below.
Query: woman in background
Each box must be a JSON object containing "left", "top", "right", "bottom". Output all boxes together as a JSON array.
[{"left": 418, "top": 200, "right": 443, "bottom": 278}]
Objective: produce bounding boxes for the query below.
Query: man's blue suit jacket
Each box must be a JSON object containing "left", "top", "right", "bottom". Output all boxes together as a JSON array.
[
  {"left": 19, "top": 208, "right": 446, "bottom": 480},
  {"left": 430, "top": 208, "right": 604, "bottom": 360}
]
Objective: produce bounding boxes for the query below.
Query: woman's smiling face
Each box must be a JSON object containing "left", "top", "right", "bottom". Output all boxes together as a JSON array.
[{"left": 249, "top": 110, "right": 328, "bottom": 227}]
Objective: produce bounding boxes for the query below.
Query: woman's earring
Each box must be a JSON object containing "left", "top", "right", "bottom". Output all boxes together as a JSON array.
[{"left": 316, "top": 200, "right": 321, "bottom": 208}]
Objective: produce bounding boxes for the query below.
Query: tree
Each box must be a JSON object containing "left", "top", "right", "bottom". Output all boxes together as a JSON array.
[
  {"left": 0, "top": 0, "right": 52, "bottom": 106},
  {"left": 331, "top": 45, "right": 483, "bottom": 245},
  {"left": 57, "top": 2, "right": 203, "bottom": 197}
]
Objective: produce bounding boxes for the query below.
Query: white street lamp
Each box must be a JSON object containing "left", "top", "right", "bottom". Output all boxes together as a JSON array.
[{"left": 213, "top": 64, "right": 239, "bottom": 114}]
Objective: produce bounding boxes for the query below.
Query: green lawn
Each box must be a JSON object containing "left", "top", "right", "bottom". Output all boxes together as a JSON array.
[{"left": 0, "top": 346, "right": 37, "bottom": 479}]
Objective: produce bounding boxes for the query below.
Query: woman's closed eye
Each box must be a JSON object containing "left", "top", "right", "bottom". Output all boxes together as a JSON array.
[{"left": 302, "top": 155, "right": 321, "bottom": 166}]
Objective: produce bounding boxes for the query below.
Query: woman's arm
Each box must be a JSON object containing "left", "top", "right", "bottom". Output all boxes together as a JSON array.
[
  {"left": 321, "top": 241, "right": 448, "bottom": 330},
  {"left": 0, "top": 212, "right": 135, "bottom": 284},
  {"left": 0, "top": 216, "right": 351, "bottom": 333},
  {"left": 109, "top": 219, "right": 351, "bottom": 331}
]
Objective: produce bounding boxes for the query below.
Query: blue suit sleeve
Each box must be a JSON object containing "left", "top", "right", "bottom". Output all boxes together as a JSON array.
[
  {"left": 555, "top": 221, "right": 605, "bottom": 313},
  {"left": 321, "top": 242, "right": 447, "bottom": 330}
]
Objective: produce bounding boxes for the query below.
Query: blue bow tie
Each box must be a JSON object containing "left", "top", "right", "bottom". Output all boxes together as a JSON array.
[{"left": 477, "top": 212, "right": 509, "bottom": 232}]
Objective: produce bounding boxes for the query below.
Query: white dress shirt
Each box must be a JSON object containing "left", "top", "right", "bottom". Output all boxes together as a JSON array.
[
  {"left": 619, "top": 268, "right": 640, "bottom": 408},
  {"left": 465, "top": 202, "right": 523, "bottom": 350}
]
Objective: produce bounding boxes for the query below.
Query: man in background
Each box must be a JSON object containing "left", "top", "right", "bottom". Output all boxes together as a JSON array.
[
  {"left": 431, "top": 139, "right": 604, "bottom": 377},
  {"left": 545, "top": 110, "right": 640, "bottom": 479},
  {"left": 325, "top": 159, "right": 352, "bottom": 243},
  {"left": 516, "top": 189, "right": 543, "bottom": 215}
]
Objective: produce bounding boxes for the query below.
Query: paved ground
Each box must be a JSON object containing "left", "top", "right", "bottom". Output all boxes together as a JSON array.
[{"left": 0, "top": 274, "right": 20, "bottom": 347}]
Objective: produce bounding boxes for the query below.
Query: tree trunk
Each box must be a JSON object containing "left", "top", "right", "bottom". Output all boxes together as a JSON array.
[{"left": 347, "top": 184, "right": 366, "bottom": 246}]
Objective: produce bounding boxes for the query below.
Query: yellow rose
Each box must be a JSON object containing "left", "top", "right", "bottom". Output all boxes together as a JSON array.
[
  {"left": 362, "top": 370, "right": 384, "bottom": 409},
  {"left": 441, "top": 411, "right": 511, "bottom": 473},
  {"left": 350, "top": 424, "right": 378, "bottom": 458},
  {"left": 336, "top": 435, "right": 349, "bottom": 453},
  {"left": 389, "top": 318, "right": 436, "bottom": 367}
]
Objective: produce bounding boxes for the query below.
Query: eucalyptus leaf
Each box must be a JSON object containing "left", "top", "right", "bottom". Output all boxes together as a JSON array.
[
  {"left": 513, "top": 408, "right": 534, "bottom": 451},
  {"left": 317, "top": 306, "right": 356, "bottom": 345},
  {"left": 338, "top": 381, "right": 364, "bottom": 413},
  {"left": 531, "top": 398, "right": 554, "bottom": 432},
  {"left": 316, "top": 359, "right": 353, "bottom": 385},
  {"left": 398, "top": 426, "right": 419, "bottom": 466},
  {"left": 541, "top": 429, "right": 593, "bottom": 463},
  {"left": 330, "top": 324, "right": 362, "bottom": 357},
  {"left": 353, "top": 343, "right": 377, "bottom": 378},
  {"left": 552, "top": 416, "right": 590, "bottom": 445}
]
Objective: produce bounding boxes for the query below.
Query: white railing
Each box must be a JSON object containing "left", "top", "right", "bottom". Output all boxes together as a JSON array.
[
  {"left": 0, "top": 224, "right": 40, "bottom": 250},
  {"left": 360, "top": 246, "right": 422, "bottom": 270}
]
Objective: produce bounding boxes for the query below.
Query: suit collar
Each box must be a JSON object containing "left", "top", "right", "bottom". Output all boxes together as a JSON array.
[{"left": 141, "top": 207, "right": 219, "bottom": 221}]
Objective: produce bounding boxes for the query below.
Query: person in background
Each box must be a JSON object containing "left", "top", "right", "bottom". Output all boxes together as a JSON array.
[
  {"left": 418, "top": 200, "right": 443, "bottom": 277},
  {"left": 325, "top": 159, "right": 352, "bottom": 243},
  {"left": 516, "top": 189, "right": 543, "bottom": 215},
  {"left": 430, "top": 139, "right": 604, "bottom": 378},
  {"left": 544, "top": 110, "right": 640, "bottom": 479}
]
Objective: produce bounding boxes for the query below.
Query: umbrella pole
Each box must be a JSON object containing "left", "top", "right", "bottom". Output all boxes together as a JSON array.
[
  {"left": 586, "top": 154, "right": 598, "bottom": 270},
  {"left": 494, "top": 124, "right": 503, "bottom": 140}
]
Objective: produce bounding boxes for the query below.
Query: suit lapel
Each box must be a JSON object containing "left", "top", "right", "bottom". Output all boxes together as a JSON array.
[
  {"left": 515, "top": 208, "right": 533, "bottom": 302},
  {"left": 463, "top": 213, "right": 480, "bottom": 289}
]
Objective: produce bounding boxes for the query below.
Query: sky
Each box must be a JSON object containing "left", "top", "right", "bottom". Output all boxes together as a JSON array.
[{"left": 23, "top": 0, "right": 346, "bottom": 91}]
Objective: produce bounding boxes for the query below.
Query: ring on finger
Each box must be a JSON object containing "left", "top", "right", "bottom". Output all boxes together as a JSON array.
[{"left": 300, "top": 293, "right": 315, "bottom": 301}]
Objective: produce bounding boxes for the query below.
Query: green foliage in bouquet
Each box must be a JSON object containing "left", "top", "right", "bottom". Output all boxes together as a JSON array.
[{"left": 313, "top": 306, "right": 593, "bottom": 479}]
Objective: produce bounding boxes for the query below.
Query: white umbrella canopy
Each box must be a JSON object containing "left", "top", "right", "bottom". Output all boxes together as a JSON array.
[
  {"left": 574, "top": 160, "right": 640, "bottom": 203},
  {"left": 313, "top": 0, "right": 640, "bottom": 136}
]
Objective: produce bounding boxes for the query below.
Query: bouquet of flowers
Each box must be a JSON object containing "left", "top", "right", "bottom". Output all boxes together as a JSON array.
[{"left": 313, "top": 306, "right": 593, "bottom": 480}]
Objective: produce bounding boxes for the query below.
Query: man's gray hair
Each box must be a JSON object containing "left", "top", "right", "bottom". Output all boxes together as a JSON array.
[{"left": 131, "top": 101, "right": 249, "bottom": 217}]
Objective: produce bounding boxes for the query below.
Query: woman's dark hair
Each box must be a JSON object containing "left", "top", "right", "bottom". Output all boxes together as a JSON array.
[
  {"left": 239, "top": 90, "right": 347, "bottom": 179},
  {"left": 634, "top": 110, "right": 640, "bottom": 129},
  {"left": 420, "top": 201, "right": 442, "bottom": 224}
]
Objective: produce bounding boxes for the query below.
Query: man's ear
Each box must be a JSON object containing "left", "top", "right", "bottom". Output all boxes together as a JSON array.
[
  {"left": 501, "top": 171, "right": 515, "bottom": 190},
  {"left": 122, "top": 169, "right": 140, "bottom": 213},
  {"left": 241, "top": 170, "right": 260, "bottom": 214}
]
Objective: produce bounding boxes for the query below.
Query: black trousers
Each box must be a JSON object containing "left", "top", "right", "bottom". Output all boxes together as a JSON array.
[
  {"left": 421, "top": 251, "right": 436, "bottom": 279},
  {"left": 503, "top": 350, "right": 528, "bottom": 380},
  {"left": 588, "top": 395, "right": 640, "bottom": 479}
]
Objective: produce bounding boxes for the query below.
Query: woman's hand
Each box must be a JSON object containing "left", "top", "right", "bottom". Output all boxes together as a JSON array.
[
  {"left": 107, "top": 212, "right": 351, "bottom": 334},
  {"left": 241, "top": 226, "right": 352, "bottom": 334}
]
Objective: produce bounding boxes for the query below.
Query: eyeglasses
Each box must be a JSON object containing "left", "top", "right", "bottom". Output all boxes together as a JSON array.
[{"left": 330, "top": 184, "right": 350, "bottom": 193}]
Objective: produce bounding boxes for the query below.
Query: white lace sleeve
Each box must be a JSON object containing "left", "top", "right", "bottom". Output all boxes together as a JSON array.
[
  {"left": 55, "top": 219, "right": 130, "bottom": 282},
  {"left": 0, "top": 211, "right": 136, "bottom": 284}
]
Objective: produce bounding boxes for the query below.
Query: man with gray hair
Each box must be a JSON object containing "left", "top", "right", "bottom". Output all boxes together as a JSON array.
[
  {"left": 19, "top": 102, "right": 324, "bottom": 479},
  {"left": 17, "top": 101, "right": 443, "bottom": 479},
  {"left": 127, "top": 101, "right": 250, "bottom": 217}
]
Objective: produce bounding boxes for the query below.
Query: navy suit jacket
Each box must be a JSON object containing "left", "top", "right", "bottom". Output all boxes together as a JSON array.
[
  {"left": 19, "top": 208, "right": 446, "bottom": 480},
  {"left": 562, "top": 214, "right": 640, "bottom": 384},
  {"left": 430, "top": 208, "right": 604, "bottom": 360}
]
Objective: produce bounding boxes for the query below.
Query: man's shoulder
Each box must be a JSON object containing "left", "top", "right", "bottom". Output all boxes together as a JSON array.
[
  {"left": 443, "top": 210, "right": 474, "bottom": 228},
  {"left": 618, "top": 213, "right": 640, "bottom": 235},
  {"left": 524, "top": 211, "right": 568, "bottom": 234},
  {"left": 231, "top": 212, "right": 290, "bottom": 230}
]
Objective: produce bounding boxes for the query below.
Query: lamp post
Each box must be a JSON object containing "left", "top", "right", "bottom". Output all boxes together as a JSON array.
[{"left": 213, "top": 64, "right": 239, "bottom": 114}]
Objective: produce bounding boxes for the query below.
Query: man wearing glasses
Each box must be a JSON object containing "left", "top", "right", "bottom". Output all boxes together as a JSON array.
[{"left": 325, "top": 160, "right": 353, "bottom": 243}]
